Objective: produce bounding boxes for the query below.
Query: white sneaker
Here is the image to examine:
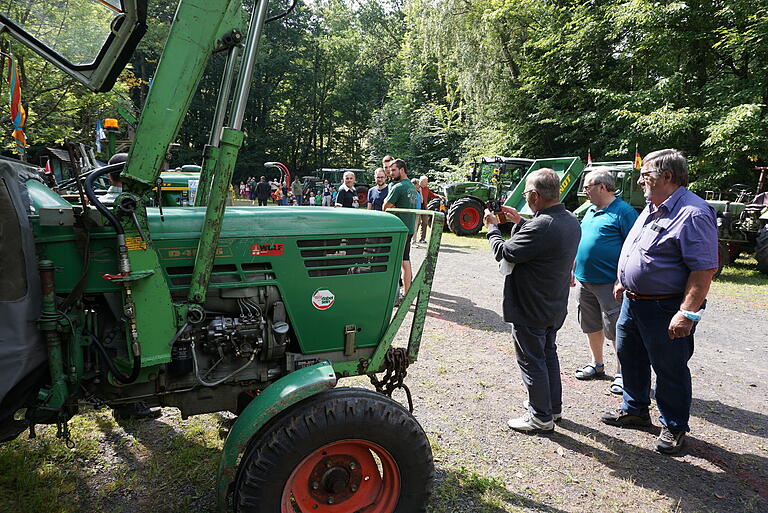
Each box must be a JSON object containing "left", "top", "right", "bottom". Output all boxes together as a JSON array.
[
  {"left": 507, "top": 413, "right": 554, "bottom": 434},
  {"left": 523, "top": 400, "right": 562, "bottom": 422}
]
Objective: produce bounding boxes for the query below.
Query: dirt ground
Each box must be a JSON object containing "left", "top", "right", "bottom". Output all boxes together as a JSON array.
[
  {"left": 1, "top": 232, "right": 766, "bottom": 513},
  {"left": 406, "top": 235, "right": 768, "bottom": 513}
]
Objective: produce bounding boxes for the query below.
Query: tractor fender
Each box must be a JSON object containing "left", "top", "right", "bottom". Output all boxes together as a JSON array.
[
  {"left": 216, "top": 361, "right": 337, "bottom": 510},
  {"left": 449, "top": 194, "right": 487, "bottom": 208}
]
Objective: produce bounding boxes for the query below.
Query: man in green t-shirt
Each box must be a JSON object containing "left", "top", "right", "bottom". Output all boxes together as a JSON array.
[{"left": 384, "top": 158, "right": 421, "bottom": 295}]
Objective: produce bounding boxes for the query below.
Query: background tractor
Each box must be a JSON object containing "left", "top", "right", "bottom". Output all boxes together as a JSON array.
[
  {"left": 433, "top": 156, "right": 585, "bottom": 235},
  {"left": 705, "top": 178, "right": 768, "bottom": 274},
  {"left": 433, "top": 156, "right": 533, "bottom": 235},
  {"left": 0, "top": 1, "right": 442, "bottom": 512}
]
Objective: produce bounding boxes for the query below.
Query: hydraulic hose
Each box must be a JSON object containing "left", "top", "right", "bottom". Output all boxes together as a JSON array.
[
  {"left": 88, "top": 332, "right": 141, "bottom": 385},
  {"left": 83, "top": 162, "right": 125, "bottom": 235}
]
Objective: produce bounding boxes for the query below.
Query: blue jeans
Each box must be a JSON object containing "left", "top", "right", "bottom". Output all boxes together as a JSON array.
[
  {"left": 616, "top": 296, "right": 695, "bottom": 432},
  {"left": 512, "top": 325, "right": 562, "bottom": 422}
]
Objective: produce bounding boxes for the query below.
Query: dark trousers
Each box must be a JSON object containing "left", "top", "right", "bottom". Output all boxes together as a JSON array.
[
  {"left": 257, "top": 198, "right": 268, "bottom": 206},
  {"left": 616, "top": 296, "right": 695, "bottom": 432},
  {"left": 512, "top": 324, "right": 562, "bottom": 422}
]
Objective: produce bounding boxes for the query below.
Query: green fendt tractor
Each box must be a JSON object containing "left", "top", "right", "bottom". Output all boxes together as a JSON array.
[
  {"left": 0, "top": 2, "right": 443, "bottom": 512},
  {"left": 436, "top": 156, "right": 533, "bottom": 235},
  {"left": 434, "top": 156, "right": 585, "bottom": 235}
]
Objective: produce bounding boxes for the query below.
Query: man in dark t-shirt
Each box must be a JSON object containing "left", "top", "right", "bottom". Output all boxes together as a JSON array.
[
  {"left": 335, "top": 171, "right": 358, "bottom": 208},
  {"left": 255, "top": 176, "right": 271, "bottom": 206},
  {"left": 367, "top": 167, "right": 388, "bottom": 211}
]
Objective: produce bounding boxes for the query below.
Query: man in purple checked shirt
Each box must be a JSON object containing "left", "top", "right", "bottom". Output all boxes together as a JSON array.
[{"left": 600, "top": 149, "right": 718, "bottom": 455}]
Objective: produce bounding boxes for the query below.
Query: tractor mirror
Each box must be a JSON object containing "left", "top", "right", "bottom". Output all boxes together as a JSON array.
[{"left": 0, "top": 0, "right": 147, "bottom": 92}]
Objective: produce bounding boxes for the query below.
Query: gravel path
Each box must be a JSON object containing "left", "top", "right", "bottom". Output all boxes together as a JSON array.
[{"left": 405, "top": 235, "right": 768, "bottom": 513}]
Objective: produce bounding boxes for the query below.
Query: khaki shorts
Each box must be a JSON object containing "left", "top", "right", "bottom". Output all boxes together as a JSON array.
[{"left": 576, "top": 281, "right": 621, "bottom": 340}]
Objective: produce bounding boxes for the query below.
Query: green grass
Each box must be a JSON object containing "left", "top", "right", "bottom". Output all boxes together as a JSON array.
[
  {"left": 0, "top": 409, "right": 225, "bottom": 513},
  {"left": 428, "top": 465, "right": 549, "bottom": 513},
  {"left": 439, "top": 230, "right": 491, "bottom": 251},
  {"left": 710, "top": 255, "right": 768, "bottom": 306}
]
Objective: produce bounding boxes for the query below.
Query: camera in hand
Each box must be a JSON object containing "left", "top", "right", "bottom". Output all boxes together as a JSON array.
[{"left": 486, "top": 199, "right": 502, "bottom": 212}]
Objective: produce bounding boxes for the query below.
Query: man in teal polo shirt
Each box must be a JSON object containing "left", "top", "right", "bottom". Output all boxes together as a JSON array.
[
  {"left": 384, "top": 159, "right": 420, "bottom": 295},
  {"left": 573, "top": 170, "right": 638, "bottom": 394}
]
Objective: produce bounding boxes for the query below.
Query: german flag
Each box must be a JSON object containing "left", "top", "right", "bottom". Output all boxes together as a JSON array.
[{"left": 634, "top": 144, "right": 642, "bottom": 169}]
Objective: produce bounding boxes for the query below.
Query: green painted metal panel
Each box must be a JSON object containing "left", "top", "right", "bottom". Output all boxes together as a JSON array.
[
  {"left": 505, "top": 157, "right": 585, "bottom": 216},
  {"left": 216, "top": 361, "right": 337, "bottom": 509},
  {"left": 31, "top": 203, "right": 407, "bottom": 354},
  {"left": 121, "top": 0, "right": 241, "bottom": 189}
]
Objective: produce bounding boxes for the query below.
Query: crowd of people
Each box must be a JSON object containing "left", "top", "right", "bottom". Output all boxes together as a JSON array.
[
  {"left": 485, "top": 149, "right": 718, "bottom": 456},
  {"left": 235, "top": 165, "right": 444, "bottom": 217}
]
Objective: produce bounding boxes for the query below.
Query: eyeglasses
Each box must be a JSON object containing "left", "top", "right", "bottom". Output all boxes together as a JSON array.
[
  {"left": 583, "top": 183, "right": 600, "bottom": 191},
  {"left": 523, "top": 189, "right": 537, "bottom": 197}
]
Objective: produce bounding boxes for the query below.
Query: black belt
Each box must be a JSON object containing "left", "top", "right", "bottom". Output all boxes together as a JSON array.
[{"left": 625, "top": 291, "right": 683, "bottom": 300}]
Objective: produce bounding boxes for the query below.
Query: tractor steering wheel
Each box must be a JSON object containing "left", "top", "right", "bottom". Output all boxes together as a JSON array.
[{"left": 728, "top": 184, "right": 753, "bottom": 202}]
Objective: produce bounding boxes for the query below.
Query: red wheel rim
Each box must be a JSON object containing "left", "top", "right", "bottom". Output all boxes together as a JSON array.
[
  {"left": 459, "top": 206, "right": 480, "bottom": 230},
  {"left": 281, "top": 440, "right": 400, "bottom": 513}
]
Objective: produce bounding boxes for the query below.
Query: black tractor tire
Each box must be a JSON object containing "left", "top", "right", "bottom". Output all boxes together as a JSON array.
[
  {"left": 756, "top": 224, "right": 768, "bottom": 275},
  {"left": 447, "top": 197, "right": 484, "bottom": 236},
  {"left": 234, "top": 387, "right": 434, "bottom": 513},
  {"left": 715, "top": 243, "right": 730, "bottom": 278},
  {"left": 356, "top": 185, "right": 370, "bottom": 207},
  {"left": 427, "top": 198, "right": 448, "bottom": 230}
]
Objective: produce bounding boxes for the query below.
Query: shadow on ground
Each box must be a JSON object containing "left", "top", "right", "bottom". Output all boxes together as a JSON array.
[
  {"left": 552, "top": 419, "right": 768, "bottom": 513},
  {"left": 430, "top": 466, "right": 568, "bottom": 513},
  {"left": 427, "top": 291, "right": 508, "bottom": 333},
  {"left": 691, "top": 398, "right": 767, "bottom": 439},
  {"left": 83, "top": 412, "right": 222, "bottom": 513}
]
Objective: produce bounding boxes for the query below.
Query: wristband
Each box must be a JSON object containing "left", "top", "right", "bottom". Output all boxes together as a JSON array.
[{"left": 678, "top": 309, "right": 702, "bottom": 322}]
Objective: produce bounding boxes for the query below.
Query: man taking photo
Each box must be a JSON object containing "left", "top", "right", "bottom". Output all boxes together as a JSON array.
[{"left": 485, "top": 169, "right": 581, "bottom": 434}]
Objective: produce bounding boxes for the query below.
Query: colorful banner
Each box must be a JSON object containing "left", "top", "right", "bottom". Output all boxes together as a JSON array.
[{"left": 7, "top": 56, "right": 27, "bottom": 154}]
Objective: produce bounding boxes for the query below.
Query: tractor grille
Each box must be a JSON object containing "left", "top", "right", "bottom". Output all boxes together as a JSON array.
[
  {"left": 165, "top": 262, "right": 275, "bottom": 286},
  {"left": 297, "top": 237, "right": 392, "bottom": 277}
]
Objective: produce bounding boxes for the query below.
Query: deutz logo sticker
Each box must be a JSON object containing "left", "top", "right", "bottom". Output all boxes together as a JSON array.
[
  {"left": 251, "top": 243, "right": 284, "bottom": 256},
  {"left": 312, "top": 289, "right": 335, "bottom": 310}
]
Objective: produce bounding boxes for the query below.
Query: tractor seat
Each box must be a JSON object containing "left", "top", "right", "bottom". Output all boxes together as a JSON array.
[{"left": 748, "top": 192, "right": 768, "bottom": 207}]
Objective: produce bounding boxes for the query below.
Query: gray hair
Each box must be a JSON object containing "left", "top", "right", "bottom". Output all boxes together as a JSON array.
[
  {"left": 526, "top": 168, "right": 560, "bottom": 202},
  {"left": 343, "top": 171, "right": 356, "bottom": 180},
  {"left": 585, "top": 169, "right": 616, "bottom": 192},
  {"left": 419, "top": 175, "right": 428, "bottom": 182},
  {"left": 642, "top": 149, "right": 689, "bottom": 187}
]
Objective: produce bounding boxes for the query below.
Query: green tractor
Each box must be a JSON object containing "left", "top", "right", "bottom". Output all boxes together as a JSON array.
[
  {"left": 438, "top": 157, "right": 533, "bottom": 235},
  {"left": 705, "top": 183, "right": 768, "bottom": 274},
  {"left": 436, "top": 156, "right": 533, "bottom": 235},
  {"left": 435, "top": 156, "right": 585, "bottom": 235},
  {"left": 0, "top": 2, "right": 442, "bottom": 512}
]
